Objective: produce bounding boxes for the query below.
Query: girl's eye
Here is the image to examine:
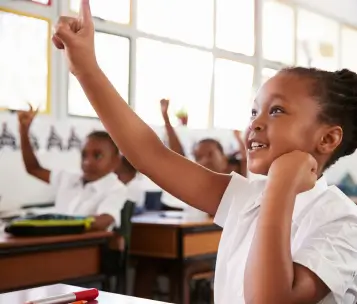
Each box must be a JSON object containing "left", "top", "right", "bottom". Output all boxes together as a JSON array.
[
  {"left": 270, "top": 107, "right": 284, "bottom": 115},
  {"left": 251, "top": 109, "right": 257, "bottom": 117},
  {"left": 94, "top": 153, "right": 103, "bottom": 160}
]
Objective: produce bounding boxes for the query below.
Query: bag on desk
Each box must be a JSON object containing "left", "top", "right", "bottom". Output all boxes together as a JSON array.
[{"left": 4, "top": 214, "right": 94, "bottom": 236}]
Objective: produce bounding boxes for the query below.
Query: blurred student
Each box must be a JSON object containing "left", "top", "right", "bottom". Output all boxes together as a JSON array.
[
  {"left": 18, "top": 105, "right": 127, "bottom": 230},
  {"left": 160, "top": 99, "right": 247, "bottom": 176},
  {"left": 115, "top": 155, "right": 146, "bottom": 208}
]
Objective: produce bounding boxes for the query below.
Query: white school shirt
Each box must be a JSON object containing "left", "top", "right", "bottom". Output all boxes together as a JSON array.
[
  {"left": 124, "top": 176, "right": 146, "bottom": 208},
  {"left": 51, "top": 170, "right": 127, "bottom": 227},
  {"left": 214, "top": 173, "right": 357, "bottom": 304}
]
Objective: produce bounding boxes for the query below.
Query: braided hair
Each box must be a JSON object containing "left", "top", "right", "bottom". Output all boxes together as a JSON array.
[{"left": 281, "top": 67, "right": 357, "bottom": 168}]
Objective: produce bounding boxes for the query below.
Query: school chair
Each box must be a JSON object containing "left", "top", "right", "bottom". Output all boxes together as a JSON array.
[
  {"left": 144, "top": 191, "right": 163, "bottom": 211},
  {"left": 190, "top": 270, "right": 214, "bottom": 304},
  {"left": 107, "top": 200, "right": 135, "bottom": 294}
]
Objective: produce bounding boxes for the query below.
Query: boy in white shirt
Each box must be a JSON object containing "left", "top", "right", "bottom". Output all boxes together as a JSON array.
[
  {"left": 53, "top": 3, "right": 357, "bottom": 303},
  {"left": 115, "top": 155, "right": 146, "bottom": 208},
  {"left": 18, "top": 107, "right": 127, "bottom": 230}
]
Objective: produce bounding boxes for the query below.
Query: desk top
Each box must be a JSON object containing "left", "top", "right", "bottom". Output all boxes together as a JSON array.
[
  {"left": 0, "top": 284, "right": 170, "bottom": 304},
  {"left": 132, "top": 212, "right": 216, "bottom": 228},
  {"left": 0, "top": 231, "right": 113, "bottom": 249}
]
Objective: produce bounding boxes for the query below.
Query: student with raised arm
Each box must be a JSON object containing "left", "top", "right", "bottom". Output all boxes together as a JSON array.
[
  {"left": 53, "top": 2, "right": 357, "bottom": 303},
  {"left": 18, "top": 106, "right": 127, "bottom": 231},
  {"left": 161, "top": 98, "right": 247, "bottom": 176}
]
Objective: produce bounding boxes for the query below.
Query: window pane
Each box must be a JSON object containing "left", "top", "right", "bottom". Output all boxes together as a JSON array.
[
  {"left": 341, "top": 26, "right": 357, "bottom": 72},
  {"left": 263, "top": 1, "right": 294, "bottom": 64},
  {"left": 137, "top": 0, "right": 214, "bottom": 48},
  {"left": 68, "top": 33, "right": 130, "bottom": 117},
  {"left": 214, "top": 59, "right": 254, "bottom": 130},
  {"left": 297, "top": 9, "right": 339, "bottom": 71},
  {"left": 261, "top": 68, "right": 278, "bottom": 86},
  {"left": 136, "top": 39, "right": 213, "bottom": 128},
  {"left": 70, "top": 0, "right": 130, "bottom": 24},
  {"left": 216, "top": 0, "right": 254, "bottom": 55},
  {"left": 0, "top": 10, "right": 49, "bottom": 111},
  {"left": 32, "top": 0, "right": 51, "bottom": 4}
]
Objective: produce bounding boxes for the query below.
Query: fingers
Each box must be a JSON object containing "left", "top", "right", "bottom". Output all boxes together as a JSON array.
[
  {"left": 53, "top": 16, "right": 77, "bottom": 47},
  {"left": 52, "top": 35, "right": 65, "bottom": 50},
  {"left": 27, "top": 102, "right": 33, "bottom": 112},
  {"left": 79, "top": 0, "right": 92, "bottom": 25}
]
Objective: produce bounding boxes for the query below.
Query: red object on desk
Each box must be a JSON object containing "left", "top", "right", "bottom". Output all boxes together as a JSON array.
[{"left": 25, "top": 288, "right": 98, "bottom": 304}]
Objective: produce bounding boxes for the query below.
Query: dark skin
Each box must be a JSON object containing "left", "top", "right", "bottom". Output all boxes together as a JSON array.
[
  {"left": 53, "top": 4, "right": 344, "bottom": 302},
  {"left": 115, "top": 156, "right": 136, "bottom": 185},
  {"left": 193, "top": 141, "right": 228, "bottom": 173},
  {"left": 18, "top": 106, "right": 119, "bottom": 231}
]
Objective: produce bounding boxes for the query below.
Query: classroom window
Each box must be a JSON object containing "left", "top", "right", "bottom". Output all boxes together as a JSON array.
[
  {"left": 261, "top": 68, "right": 278, "bottom": 86},
  {"left": 213, "top": 59, "right": 254, "bottom": 130},
  {"left": 32, "top": 0, "right": 51, "bottom": 4},
  {"left": 216, "top": 0, "right": 255, "bottom": 55},
  {"left": 68, "top": 32, "right": 130, "bottom": 117},
  {"left": 0, "top": 10, "right": 50, "bottom": 111},
  {"left": 341, "top": 26, "right": 357, "bottom": 72},
  {"left": 70, "top": 0, "right": 131, "bottom": 24},
  {"left": 296, "top": 9, "right": 339, "bottom": 71},
  {"left": 137, "top": 0, "right": 214, "bottom": 48},
  {"left": 263, "top": 1, "right": 294, "bottom": 64},
  {"left": 135, "top": 38, "right": 213, "bottom": 128}
]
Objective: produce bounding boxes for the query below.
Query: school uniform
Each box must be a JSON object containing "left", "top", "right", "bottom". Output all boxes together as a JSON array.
[
  {"left": 214, "top": 173, "right": 357, "bottom": 304},
  {"left": 124, "top": 176, "right": 146, "bottom": 208},
  {"left": 51, "top": 170, "right": 127, "bottom": 227}
]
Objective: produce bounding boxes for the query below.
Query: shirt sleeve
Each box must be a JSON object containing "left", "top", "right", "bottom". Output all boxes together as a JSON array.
[
  {"left": 293, "top": 219, "right": 357, "bottom": 303},
  {"left": 214, "top": 172, "right": 251, "bottom": 228},
  {"left": 96, "top": 186, "right": 128, "bottom": 227}
]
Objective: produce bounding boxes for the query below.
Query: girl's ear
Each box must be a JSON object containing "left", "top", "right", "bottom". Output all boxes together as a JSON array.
[{"left": 316, "top": 126, "right": 343, "bottom": 155}]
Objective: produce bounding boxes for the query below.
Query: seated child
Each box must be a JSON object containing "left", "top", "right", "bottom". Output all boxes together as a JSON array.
[
  {"left": 18, "top": 106, "right": 127, "bottom": 230},
  {"left": 160, "top": 98, "right": 247, "bottom": 176},
  {"left": 115, "top": 155, "right": 146, "bottom": 208},
  {"left": 54, "top": 6, "right": 357, "bottom": 303}
]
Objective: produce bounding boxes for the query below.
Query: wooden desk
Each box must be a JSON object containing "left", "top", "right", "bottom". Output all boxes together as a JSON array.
[
  {"left": 0, "top": 284, "right": 170, "bottom": 304},
  {"left": 131, "top": 212, "right": 221, "bottom": 304},
  {"left": 0, "top": 231, "right": 113, "bottom": 293},
  {"left": 131, "top": 213, "right": 221, "bottom": 260}
]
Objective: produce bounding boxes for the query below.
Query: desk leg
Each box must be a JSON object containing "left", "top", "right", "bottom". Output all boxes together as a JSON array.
[{"left": 169, "top": 260, "right": 189, "bottom": 304}]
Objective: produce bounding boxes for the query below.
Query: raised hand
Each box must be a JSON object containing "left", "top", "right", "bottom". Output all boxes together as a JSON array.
[
  {"left": 160, "top": 99, "right": 169, "bottom": 116},
  {"left": 52, "top": 0, "right": 97, "bottom": 76},
  {"left": 18, "top": 104, "right": 39, "bottom": 132}
]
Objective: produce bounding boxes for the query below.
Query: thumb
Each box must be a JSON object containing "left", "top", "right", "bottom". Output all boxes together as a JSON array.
[{"left": 79, "top": 0, "right": 92, "bottom": 25}]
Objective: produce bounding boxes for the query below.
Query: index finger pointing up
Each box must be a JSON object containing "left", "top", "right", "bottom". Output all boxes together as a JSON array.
[{"left": 79, "top": 0, "right": 92, "bottom": 24}]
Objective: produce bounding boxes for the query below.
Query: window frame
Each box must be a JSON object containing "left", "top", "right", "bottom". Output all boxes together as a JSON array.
[
  {"left": 66, "top": 31, "right": 132, "bottom": 119},
  {"left": 0, "top": 0, "right": 354, "bottom": 129},
  {"left": 0, "top": 6, "right": 52, "bottom": 114}
]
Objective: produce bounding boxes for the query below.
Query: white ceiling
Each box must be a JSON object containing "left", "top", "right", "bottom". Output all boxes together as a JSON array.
[{"left": 287, "top": 0, "right": 357, "bottom": 26}]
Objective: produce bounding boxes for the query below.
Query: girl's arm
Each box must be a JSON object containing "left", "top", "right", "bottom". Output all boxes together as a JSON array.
[
  {"left": 244, "top": 152, "right": 330, "bottom": 304},
  {"left": 233, "top": 130, "right": 247, "bottom": 177},
  {"left": 160, "top": 99, "right": 186, "bottom": 156},
  {"left": 75, "top": 68, "right": 230, "bottom": 215},
  {"left": 52, "top": 1, "right": 231, "bottom": 215},
  {"left": 18, "top": 107, "right": 50, "bottom": 183}
]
